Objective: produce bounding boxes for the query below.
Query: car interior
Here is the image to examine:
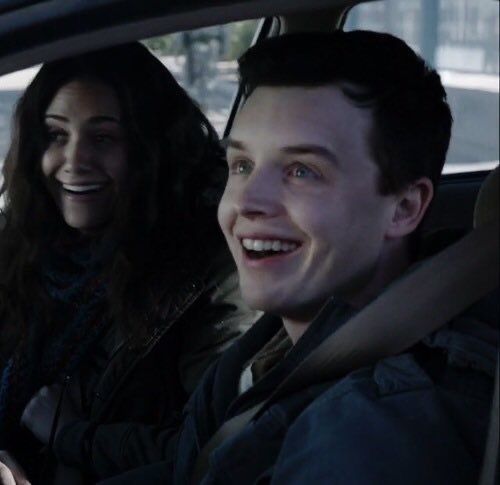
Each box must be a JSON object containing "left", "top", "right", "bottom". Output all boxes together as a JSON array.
[
  {"left": 0, "top": 0, "right": 498, "bottom": 233},
  {"left": 0, "top": 0, "right": 498, "bottom": 482}
]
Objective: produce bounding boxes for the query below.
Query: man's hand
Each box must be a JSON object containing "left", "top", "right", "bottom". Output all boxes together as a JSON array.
[
  {"left": 0, "top": 451, "right": 30, "bottom": 485},
  {"left": 21, "top": 384, "right": 79, "bottom": 445}
]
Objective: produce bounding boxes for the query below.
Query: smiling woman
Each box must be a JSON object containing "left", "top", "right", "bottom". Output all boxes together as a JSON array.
[
  {"left": 0, "top": 42, "right": 253, "bottom": 484},
  {"left": 41, "top": 79, "right": 128, "bottom": 232}
]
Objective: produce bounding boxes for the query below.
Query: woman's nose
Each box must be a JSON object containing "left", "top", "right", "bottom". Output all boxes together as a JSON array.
[{"left": 62, "top": 138, "right": 92, "bottom": 173}]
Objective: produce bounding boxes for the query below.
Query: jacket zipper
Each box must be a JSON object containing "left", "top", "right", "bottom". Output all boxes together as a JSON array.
[
  {"left": 92, "top": 281, "right": 205, "bottom": 422},
  {"left": 38, "top": 374, "right": 72, "bottom": 482}
]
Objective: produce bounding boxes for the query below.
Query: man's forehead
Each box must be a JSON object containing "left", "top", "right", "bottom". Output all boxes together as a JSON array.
[
  {"left": 229, "top": 86, "right": 334, "bottom": 139},
  {"left": 227, "top": 84, "right": 372, "bottom": 155}
]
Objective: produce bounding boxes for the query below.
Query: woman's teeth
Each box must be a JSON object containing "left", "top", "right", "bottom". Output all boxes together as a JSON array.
[
  {"left": 62, "top": 183, "right": 105, "bottom": 194},
  {"left": 241, "top": 238, "right": 298, "bottom": 252}
]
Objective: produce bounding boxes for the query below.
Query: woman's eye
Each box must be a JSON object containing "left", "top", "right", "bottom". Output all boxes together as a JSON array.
[
  {"left": 229, "top": 159, "right": 253, "bottom": 175},
  {"left": 46, "top": 130, "right": 67, "bottom": 144},
  {"left": 93, "top": 133, "right": 115, "bottom": 144},
  {"left": 287, "top": 163, "right": 320, "bottom": 180}
]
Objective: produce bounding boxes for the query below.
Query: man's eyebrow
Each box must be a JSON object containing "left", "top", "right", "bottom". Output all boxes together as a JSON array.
[
  {"left": 221, "top": 137, "right": 246, "bottom": 150},
  {"left": 222, "top": 139, "right": 338, "bottom": 164},
  {"left": 45, "top": 114, "right": 121, "bottom": 124},
  {"left": 282, "top": 144, "right": 338, "bottom": 164}
]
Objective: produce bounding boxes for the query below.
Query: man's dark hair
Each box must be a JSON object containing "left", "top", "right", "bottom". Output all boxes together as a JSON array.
[{"left": 238, "top": 30, "right": 452, "bottom": 195}]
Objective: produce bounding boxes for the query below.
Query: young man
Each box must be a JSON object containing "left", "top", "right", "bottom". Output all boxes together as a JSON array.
[{"left": 102, "top": 31, "right": 496, "bottom": 485}]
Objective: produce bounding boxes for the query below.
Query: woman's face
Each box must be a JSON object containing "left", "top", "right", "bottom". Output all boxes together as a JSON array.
[{"left": 41, "top": 79, "right": 128, "bottom": 233}]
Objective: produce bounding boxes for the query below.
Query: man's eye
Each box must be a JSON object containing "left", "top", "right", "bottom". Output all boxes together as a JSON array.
[
  {"left": 229, "top": 159, "right": 253, "bottom": 175},
  {"left": 287, "top": 162, "right": 319, "bottom": 179}
]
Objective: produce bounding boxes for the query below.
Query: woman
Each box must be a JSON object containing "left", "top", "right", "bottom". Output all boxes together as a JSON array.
[{"left": 0, "top": 43, "right": 252, "bottom": 484}]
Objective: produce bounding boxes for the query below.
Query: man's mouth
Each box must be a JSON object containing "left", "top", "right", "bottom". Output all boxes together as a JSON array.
[
  {"left": 241, "top": 237, "right": 301, "bottom": 260},
  {"left": 61, "top": 183, "right": 108, "bottom": 195}
]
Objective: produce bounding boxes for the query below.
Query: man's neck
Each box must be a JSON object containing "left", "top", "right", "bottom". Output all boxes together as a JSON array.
[
  {"left": 282, "top": 316, "right": 315, "bottom": 345},
  {"left": 346, "top": 242, "right": 411, "bottom": 310},
  {"left": 281, "top": 241, "right": 412, "bottom": 345}
]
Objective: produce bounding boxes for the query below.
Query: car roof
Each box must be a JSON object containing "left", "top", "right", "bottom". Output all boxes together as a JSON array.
[{"left": 0, "top": 0, "right": 357, "bottom": 76}]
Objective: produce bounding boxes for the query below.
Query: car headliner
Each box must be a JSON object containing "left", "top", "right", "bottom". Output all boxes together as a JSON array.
[{"left": 0, "top": 0, "right": 362, "bottom": 76}]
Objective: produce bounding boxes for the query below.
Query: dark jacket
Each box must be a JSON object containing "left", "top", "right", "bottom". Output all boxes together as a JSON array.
[
  {"left": 161, "top": 289, "right": 497, "bottom": 485},
  {"left": 49, "top": 254, "right": 255, "bottom": 482},
  {"left": 99, "top": 288, "right": 498, "bottom": 485}
]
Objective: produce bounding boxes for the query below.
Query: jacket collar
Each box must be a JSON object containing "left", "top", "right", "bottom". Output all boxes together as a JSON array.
[{"left": 224, "top": 300, "right": 355, "bottom": 418}]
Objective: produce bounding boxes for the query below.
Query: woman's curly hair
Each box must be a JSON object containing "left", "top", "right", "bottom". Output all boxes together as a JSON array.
[{"left": 0, "top": 42, "right": 227, "bottom": 350}]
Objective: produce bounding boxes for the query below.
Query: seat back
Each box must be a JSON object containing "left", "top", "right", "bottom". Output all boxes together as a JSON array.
[
  {"left": 476, "top": 166, "right": 499, "bottom": 485},
  {"left": 474, "top": 166, "right": 499, "bottom": 228}
]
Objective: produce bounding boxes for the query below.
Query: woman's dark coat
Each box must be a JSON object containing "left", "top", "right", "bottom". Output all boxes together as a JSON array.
[{"left": 4, "top": 252, "right": 254, "bottom": 483}]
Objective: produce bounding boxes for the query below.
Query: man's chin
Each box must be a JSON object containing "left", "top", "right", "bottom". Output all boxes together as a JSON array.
[
  {"left": 240, "top": 290, "right": 284, "bottom": 314},
  {"left": 241, "top": 287, "right": 329, "bottom": 324}
]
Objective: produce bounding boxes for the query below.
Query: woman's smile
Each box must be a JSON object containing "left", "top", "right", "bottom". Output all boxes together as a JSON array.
[{"left": 41, "top": 79, "right": 128, "bottom": 233}]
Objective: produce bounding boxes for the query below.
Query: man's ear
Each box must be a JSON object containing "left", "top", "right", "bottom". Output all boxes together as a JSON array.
[{"left": 386, "top": 177, "right": 434, "bottom": 239}]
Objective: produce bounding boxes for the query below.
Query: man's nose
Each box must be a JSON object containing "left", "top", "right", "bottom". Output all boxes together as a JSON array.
[
  {"left": 235, "top": 169, "right": 283, "bottom": 219},
  {"left": 62, "top": 138, "right": 92, "bottom": 173}
]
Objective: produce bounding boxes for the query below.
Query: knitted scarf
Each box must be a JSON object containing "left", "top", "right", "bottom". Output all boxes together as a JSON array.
[{"left": 0, "top": 239, "right": 109, "bottom": 447}]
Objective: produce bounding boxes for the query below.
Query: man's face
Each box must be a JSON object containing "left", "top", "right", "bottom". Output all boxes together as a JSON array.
[{"left": 218, "top": 85, "right": 398, "bottom": 321}]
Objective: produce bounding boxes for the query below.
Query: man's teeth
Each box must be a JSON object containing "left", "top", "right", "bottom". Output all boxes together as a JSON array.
[
  {"left": 242, "top": 238, "right": 298, "bottom": 252},
  {"left": 62, "top": 184, "right": 104, "bottom": 193}
]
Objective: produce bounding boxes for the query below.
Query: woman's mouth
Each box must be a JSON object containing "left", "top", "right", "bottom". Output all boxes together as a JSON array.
[{"left": 61, "top": 182, "right": 108, "bottom": 195}]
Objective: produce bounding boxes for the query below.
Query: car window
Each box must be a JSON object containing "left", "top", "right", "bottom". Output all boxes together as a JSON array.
[
  {"left": 345, "top": 0, "right": 499, "bottom": 174},
  {"left": 0, "top": 20, "right": 259, "bottom": 205}
]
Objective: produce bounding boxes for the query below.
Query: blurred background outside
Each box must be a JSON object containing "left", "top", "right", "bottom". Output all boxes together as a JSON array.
[
  {"left": 0, "top": 20, "right": 257, "bottom": 156},
  {"left": 345, "top": 0, "right": 499, "bottom": 173}
]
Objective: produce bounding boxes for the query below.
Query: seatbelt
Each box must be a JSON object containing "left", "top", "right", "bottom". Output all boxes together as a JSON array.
[
  {"left": 479, "top": 356, "right": 499, "bottom": 485},
  {"left": 192, "top": 220, "right": 499, "bottom": 484}
]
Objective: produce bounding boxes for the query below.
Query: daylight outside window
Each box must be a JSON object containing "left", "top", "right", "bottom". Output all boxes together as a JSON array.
[
  {"left": 0, "top": 20, "right": 258, "bottom": 207},
  {"left": 345, "top": 0, "right": 499, "bottom": 174}
]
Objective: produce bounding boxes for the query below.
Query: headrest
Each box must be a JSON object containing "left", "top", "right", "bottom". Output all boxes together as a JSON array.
[{"left": 474, "top": 166, "right": 499, "bottom": 228}]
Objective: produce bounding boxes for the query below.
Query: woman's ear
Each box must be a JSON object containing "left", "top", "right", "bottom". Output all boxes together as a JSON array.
[{"left": 386, "top": 177, "right": 434, "bottom": 239}]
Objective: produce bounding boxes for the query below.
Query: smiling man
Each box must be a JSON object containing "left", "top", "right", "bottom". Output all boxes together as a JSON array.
[
  {"left": 101, "top": 31, "right": 497, "bottom": 485},
  {"left": 168, "top": 31, "right": 496, "bottom": 485},
  {"left": 220, "top": 84, "right": 423, "bottom": 343}
]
